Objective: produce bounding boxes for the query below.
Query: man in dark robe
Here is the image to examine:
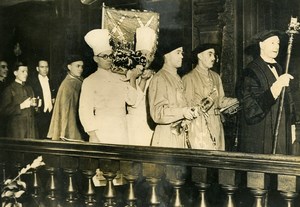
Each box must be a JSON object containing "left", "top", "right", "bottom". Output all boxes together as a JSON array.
[
  {"left": 237, "top": 30, "right": 295, "bottom": 154},
  {"left": 0, "top": 60, "right": 9, "bottom": 137},
  {"left": 0, "top": 60, "right": 9, "bottom": 93},
  {"left": 0, "top": 62, "right": 37, "bottom": 139}
]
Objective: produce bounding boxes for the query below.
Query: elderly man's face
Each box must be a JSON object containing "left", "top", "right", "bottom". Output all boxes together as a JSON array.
[
  {"left": 198, "top": 48, "right": 216, "bottom": 69},
  {"left": 165, "top": 47, "right": 183, "bottom": 68},
  {"left": 0, "top": 61, "right": 8, "bottom": 79},
  {"left": 260, "top": 36, "right": 280, "bottom": 59}
]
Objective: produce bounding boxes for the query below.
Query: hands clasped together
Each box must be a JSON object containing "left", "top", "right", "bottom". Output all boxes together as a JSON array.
[{"left": 20, "top": 97, "right": 42, "bottom": 109}]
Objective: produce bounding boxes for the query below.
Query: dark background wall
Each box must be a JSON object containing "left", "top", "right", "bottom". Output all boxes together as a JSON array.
[
  {"left": 0, "top": 0, "right": 193, "bottom": 86},
  {"left": 1, "top": 0, "right": 300, "bottom": 148}
]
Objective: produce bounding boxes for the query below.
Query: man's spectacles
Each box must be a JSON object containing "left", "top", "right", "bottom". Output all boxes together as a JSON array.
[
  {"left": 96, "top": 54, "right": 114, "bottom": 60},
  {"left": 0, "top": 65, "right": 8, "bottom": 69}
]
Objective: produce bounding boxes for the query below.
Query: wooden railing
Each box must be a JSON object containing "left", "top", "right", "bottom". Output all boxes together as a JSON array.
[{"left": 0, "top": 137, "right": 300, "bottom": 207}]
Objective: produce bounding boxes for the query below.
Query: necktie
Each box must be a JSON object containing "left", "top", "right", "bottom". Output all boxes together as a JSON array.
[{"left": 266, "top": 62, "right": 277, "bottom": 68}]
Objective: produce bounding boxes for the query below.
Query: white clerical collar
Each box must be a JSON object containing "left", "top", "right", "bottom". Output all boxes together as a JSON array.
[{"left": 15, "top": 79, "right": 23, "bottom": 85}]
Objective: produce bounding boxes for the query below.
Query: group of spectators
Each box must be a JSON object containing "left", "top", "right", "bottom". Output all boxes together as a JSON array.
[
  {"left": 0, "top": 57, "right": 85, "bottom": 141},
  {"left": 0, "top": 28, "right": 297, "bottom": 155}
]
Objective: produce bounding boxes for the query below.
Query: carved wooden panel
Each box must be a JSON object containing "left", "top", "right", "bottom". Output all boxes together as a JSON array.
[
  {"left": 219, "top": 0, "right": 235, "bottom": 96},
  {"left": 192, "top": 0, "right": 225, "bottom": 48}
]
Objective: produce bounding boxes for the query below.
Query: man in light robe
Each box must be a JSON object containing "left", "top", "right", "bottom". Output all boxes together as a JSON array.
[
  {"left": 47, "top": 55, "right": 85, "bottom": 141},
  {"left": 148, "top": 30, "right": 197, "bottom": 148},
  {"left": 183, "top": 44, "right": 238, "bottom": 150}
]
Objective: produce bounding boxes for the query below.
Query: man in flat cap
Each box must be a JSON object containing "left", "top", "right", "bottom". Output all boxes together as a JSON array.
[
  {"left": 79, "top": 29, "right": 142, "bottom": 145},
  {"left": 148, "top": 30, "right": 197, "bottom": 148},
  {"left": 127, "top": 26, "right": 156, "bottom": 146},
  {"left": 47, "top": 55, "right": 85, "bottom": 141},
  {"left": 183, "top": 43, "right": 238, "bottom": 150},
  {"left": 237, "top": 30, "right": 295, "bottom": 154}
]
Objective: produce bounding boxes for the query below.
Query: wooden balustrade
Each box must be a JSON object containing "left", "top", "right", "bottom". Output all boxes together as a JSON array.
[
  {"left": 1, "top": 138, "right": 300, "bottom": 207},
  {"left": 82, "top": 170, "right": 96, "bottom": 207}
]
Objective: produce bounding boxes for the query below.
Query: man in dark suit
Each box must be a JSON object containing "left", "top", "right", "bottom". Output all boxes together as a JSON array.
[
  {"left": 0, "top": 60, "right": 9, "bottom": 137},
  {"left": 29, "top": 59, "right": 56, "bottom": 139},
  {"left": 0, "top": 60, "right": 9, "bottom": 93}
]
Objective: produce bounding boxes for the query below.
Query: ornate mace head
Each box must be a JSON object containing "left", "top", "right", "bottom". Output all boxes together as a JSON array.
[{"left": 287, "top": 16, "right": 300, "bottom": 35}]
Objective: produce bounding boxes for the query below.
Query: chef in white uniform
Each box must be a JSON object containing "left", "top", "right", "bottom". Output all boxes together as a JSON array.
[{"left": 79, "top": 29, "right": 142, "bottom": 145}]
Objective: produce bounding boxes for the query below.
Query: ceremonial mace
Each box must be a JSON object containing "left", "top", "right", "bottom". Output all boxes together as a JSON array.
[{"left": 272, "top": 17, "right": 300, "bottom": 154}]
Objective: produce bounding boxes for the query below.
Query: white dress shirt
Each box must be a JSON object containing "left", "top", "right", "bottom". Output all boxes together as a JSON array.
[{"left": 38, "top": 74, "right": 53, "bottom": 112}]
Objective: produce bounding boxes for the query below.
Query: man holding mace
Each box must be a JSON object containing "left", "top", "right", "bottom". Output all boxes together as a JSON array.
[{"left": 237, "top": 29, "right": 296, "bottom": 154}]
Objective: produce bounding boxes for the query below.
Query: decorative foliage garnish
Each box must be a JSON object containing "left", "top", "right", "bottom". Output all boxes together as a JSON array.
[{"left": 1, "top": 156, "right": 45, "bottom": 207}]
